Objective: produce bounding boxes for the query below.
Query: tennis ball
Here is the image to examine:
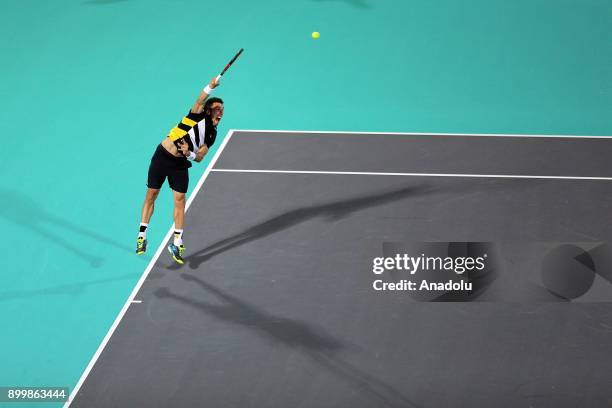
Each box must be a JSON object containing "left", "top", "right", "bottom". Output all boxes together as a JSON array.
[{"left": 312, "top": 31, "right": 320, "bottom": 39}]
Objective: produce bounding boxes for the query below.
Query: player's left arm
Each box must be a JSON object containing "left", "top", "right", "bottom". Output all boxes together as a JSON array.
[
  {"left": 193, "top": 144, "right": 209, "bottom": 162},
  {"left": 176, "top": 140, "right": 208, "bottom": 162}
]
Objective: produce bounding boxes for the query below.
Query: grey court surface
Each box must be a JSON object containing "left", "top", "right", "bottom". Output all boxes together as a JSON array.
[{"left": 70, "top": 131, "right": 612, "bottom": 408}]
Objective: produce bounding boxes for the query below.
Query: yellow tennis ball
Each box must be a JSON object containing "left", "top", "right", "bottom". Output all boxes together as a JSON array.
[{"left": 312, "top": 31, "right": 320, "bottom": 39}]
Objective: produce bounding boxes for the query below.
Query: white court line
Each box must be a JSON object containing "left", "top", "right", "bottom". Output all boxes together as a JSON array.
[
  {"left": 131, "top": 300, "right": 142, "bottom": 304},
  {"left": 64, "top": 130, "right": 236, "bottom": 407},
  {"left": 233, "top": 129, "right": 612, "bottom": 139},
  {"left": 212, "top": 168, "right": 612, "bottom": 181}
]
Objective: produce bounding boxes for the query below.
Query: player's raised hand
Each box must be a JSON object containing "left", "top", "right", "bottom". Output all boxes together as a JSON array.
[{"left": 209, "top": 76, "right": 220, "bottom": 89}]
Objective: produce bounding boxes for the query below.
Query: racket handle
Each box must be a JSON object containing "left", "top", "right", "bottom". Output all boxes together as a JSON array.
[{"left": 215, "top": 74, "right": 222, "bottom": 83}]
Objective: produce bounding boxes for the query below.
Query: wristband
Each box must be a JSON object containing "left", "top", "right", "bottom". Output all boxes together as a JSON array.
[
  {"left": 187, "top": 151, "right": 197, "bottom": 161},
  {"left": 203, "top": 85, "right": 214, "bottom": 95}
]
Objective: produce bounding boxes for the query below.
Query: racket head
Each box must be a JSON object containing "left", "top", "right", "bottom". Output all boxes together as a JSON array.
[{"left": 220, "top": 48, "right": 244, "bottom": 76}]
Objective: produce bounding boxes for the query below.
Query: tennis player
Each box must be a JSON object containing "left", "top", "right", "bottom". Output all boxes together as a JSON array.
[{"left": 136, "top": 76, "right": 224, "bottom": 265}]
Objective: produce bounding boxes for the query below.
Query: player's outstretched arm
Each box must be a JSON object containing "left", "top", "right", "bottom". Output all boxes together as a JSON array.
[{"left": 191, "top": 77, "right": 220, "bottom": 114}]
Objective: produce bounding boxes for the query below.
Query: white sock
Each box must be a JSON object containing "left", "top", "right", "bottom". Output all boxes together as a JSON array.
[
  {"left": 174, "top": 229, "right": 184, "bottom": 246},
  {"left": 138, "top": 223, "right": 148, "bottom": 239}
]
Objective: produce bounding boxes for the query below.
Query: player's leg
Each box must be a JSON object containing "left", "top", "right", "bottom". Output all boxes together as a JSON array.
[
  {"left": 141, "top": 188, "right": 160, "bottom": 225},
  {"left": 137, "top": 145, "right": 167, "bottom": 254},
  {"left": 167, "top": 168, "right": 189, "bottom": 264},
  {"left": 172, "top": 190, "right": 186, "bottom": 230},
  {"left": 137, "top": 188, "right": 160, "bottom": 254}
]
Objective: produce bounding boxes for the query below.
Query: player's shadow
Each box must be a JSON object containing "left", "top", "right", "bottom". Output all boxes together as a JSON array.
[
  {"left": 0, "top": 187, "right": 133, "bottom": 267},
  {"left": 311, "top": 0, "right": 371, "bottom": 9},
  {"left": 174, "top": 184, "right": 432, "bottom": 270},
  {"left": 154, "top": 274, "right": 419, "bottom": 408},
  {"left": 0, "top": 273, "right": 138, "bottom": 302}
]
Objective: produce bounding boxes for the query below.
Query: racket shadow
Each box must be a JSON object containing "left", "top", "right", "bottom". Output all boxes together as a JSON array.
[
  {"left": 172, "top": 184, "right": 434, "bottom": 270},
  {"left": 170, "top": 178, "right": 540, "bottom": 270}
]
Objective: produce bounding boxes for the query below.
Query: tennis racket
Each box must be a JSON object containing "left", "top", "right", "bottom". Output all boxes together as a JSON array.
[{"left": 215, "top": 48, "right": 244, "bottom": 82}]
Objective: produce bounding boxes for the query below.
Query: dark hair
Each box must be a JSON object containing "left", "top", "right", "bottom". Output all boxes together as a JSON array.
[{"left": 204, "top": 97, "right": 224, "bottom": 110}]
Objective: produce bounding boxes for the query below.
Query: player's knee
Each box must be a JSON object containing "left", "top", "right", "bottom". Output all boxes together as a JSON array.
[
  {"left": 146, "top": 189, "right": 160, "bottom": 203},
  {"left": 174, "top": 193, "right": 186, "bottom": 205}
]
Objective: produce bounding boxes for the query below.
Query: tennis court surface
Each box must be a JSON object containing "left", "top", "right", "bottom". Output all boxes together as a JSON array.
[{"left": 69, "top": 131, "right": 612, "bottom": 408}]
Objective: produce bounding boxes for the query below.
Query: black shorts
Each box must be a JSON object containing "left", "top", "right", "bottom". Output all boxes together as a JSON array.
[{"left": 147, "top": 144, "right": 192, "bottom": 193}]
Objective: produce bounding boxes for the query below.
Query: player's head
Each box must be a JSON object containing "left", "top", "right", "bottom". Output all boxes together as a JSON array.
[{"left": 205, "top": 97, "right": 224, "bottom": 127}]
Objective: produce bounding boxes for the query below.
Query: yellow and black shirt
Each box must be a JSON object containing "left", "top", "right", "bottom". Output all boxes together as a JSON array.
[{"left": 168, "top": 110, "right": 217, "bottom": 152}]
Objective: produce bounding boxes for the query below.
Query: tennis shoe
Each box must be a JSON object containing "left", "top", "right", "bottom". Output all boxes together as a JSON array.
[
  {"left": 136, "top": 237, "right": 147, "bottom": 255},
  {"left": 168, "top": 243, "right": 185, "bottom": 265}
]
